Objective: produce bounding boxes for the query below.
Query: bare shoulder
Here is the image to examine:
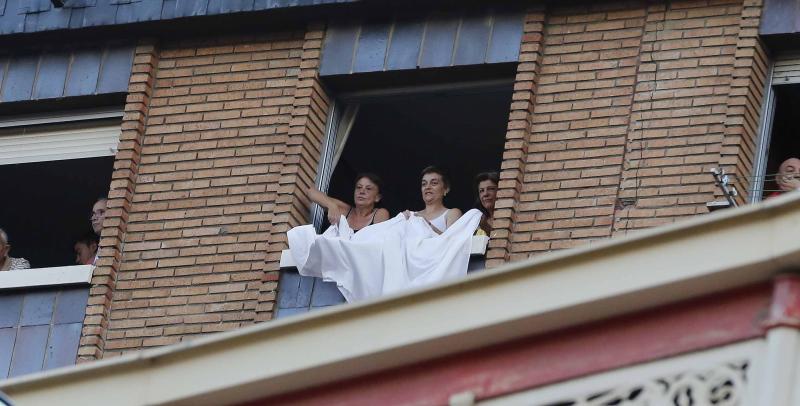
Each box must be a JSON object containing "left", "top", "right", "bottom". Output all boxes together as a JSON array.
[{"left": 446, "top": 208, "right": 463, "bottom": 226}]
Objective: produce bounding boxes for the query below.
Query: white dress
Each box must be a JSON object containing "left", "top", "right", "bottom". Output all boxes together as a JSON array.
[
  {"left": 426, "top": 209, "right": 449, "bottom": 232},
  {"left": 288, "top": 209, "right": 482, "bottom": 302}
]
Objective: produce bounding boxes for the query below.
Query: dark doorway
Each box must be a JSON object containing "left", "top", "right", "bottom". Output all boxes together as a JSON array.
[
  {"left": 0, "top": 157, "right": 113, "bottom": 267},
  {"left": 327, "top": 84, "right": 513, "bottom": 217}
]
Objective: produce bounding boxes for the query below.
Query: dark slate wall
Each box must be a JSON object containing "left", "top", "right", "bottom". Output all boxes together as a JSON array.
[
  {"left": 761, "top": 0, "right": 800, "bottom": 35},
  {"left": 0, "top": 43, "right": 134, "bottom": 103},
  {"left": 0, "top": 0, "right": 355, "bottom": 36},
  {"left": 0, "top": 286, "right": 89, "bottom": 378},
  {"left": 276, "top": 271, "right": 345, "bottom": 318},
  {"left": 319, "top": 8, "right": 524, "bottom": 76}
]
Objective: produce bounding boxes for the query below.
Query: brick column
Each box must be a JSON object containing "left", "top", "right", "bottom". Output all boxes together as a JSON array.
[
  {"left": 487, "top": 8, "right": 546, "bottom": 268},
  {"left": 78, "top": 40, "right": 159, "bottom": 362},
  {"left": 257, "top": 24, "right": 330, "bottom": 321},
  {"left": 720, "top": 0, "right": 767, "bottom": 203},
  {"left": 504, "top": 3, "right": 648, "bottom": 259}
]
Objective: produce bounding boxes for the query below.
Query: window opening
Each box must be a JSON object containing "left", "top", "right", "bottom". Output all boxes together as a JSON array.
[
  {"left": 314, "top": 79, "right": 513, "bottom": 228},
  {"left": 752, "top": 55, "right": 800, "bottom": 201},
  {"left": 756, "top": 83, "right": 800, "bottom": 200},
  {"left": 0, "top": 117, "right": 119, "bottom": 268}
]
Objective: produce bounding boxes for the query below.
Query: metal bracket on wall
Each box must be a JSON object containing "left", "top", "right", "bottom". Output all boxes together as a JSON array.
[{"left": 707, "top": 168, "right": 739, "bottom": 211}]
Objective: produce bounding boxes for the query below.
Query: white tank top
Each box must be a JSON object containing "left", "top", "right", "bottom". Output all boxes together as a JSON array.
[{"left": 428, "top": 209, "right": 449, "bottom": 231}]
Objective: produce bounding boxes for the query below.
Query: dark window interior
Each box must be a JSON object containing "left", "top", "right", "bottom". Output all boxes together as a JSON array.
[
  {"left": 765, "top": 84, "right": 800, "bottom": 197},
  {"left": 0, "top": 157, "right": 113, "bottom": 267},
  {"left": 326, "top": 84, "right": 513, "bottom": 219}
]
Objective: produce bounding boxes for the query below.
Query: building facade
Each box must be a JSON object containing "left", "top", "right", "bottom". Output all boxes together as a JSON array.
[{"left": 0, "top": 0, "right": 793, "bottom": 384}]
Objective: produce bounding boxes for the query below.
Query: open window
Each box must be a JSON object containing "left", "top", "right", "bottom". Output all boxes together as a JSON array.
[
  {"left": 0, "top": 111, "right": 121, "bottom": 268},
  {"left": 277, "top": 67, "right": 515, "bottom": 317},
  {"left": 313, "top": 67, "right": 515, "bottom": 228},
  {"left": 753, "top": 56, "right": 800, "bottom": 201}
]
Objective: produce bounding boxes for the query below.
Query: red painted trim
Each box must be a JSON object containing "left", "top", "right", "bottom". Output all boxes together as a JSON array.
[
  {"left": 247, "top": 283, "right": 771, "bottom": 406},
  {"left": 766, "top": 274, "right": 800, "bottom": 329}
]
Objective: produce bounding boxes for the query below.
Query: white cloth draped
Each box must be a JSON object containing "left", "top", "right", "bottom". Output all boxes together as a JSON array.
[{"left": 288, "top": 209, "right": 483, "bottom": 302}]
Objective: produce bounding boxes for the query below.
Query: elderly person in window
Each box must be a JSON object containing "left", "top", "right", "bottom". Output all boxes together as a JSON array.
[
  {"left": 404, "top": 166, "right": 463, "bottom": 234},
  {"left": 473, "top": 171, "right": 499, "bottom": 235},
  {"left": 0, "top": 228, "right": 30, "bottom": 271},
  {"left": 91, "top": 197, "right": 108, "bottom": 236},
  {"left": 307, "top": 173, "right": 390, "bottom": 232},
  {"left": 766, "top": 157, "right": 800, "bottom": 199}
]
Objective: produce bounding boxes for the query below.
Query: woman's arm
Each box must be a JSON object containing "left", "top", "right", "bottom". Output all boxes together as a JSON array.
[
  {"left": 374, "top": 208, "right": 391, "bottom": 224},
  {"left": 478, "top": 215, "right": 492, "bottom": 234},
  {"left": 445, "top": 208, "right": 463, "bottom": 229},
  {"left": 307, "top": 187, "right": 350, "bottom": 224}
]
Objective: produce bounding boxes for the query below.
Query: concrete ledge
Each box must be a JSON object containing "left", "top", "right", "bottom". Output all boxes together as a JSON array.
[
  {"left": 0, "top": 265, "right": 93, "bottom": 290},
  {"left": 8, "top": 192, "right": 800, "bottom": 406},
  {"left": 280, "top": 235, "right": 490, "bottom": 269}
]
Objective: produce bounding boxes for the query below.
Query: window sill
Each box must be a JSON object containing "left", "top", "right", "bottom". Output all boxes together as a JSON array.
[
  {"left": 0, "top": 265, "right": 93, "bottom": 290},
  {"left": 280, "top": 235, "right": 490, "bottom": 269}
]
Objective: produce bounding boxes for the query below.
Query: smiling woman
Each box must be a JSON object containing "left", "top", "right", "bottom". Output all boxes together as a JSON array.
[{"left": 404, "top": 166, "right": 463, "bottom": 234}]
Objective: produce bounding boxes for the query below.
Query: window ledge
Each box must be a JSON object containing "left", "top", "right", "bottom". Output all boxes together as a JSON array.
[
  {"left": 280, "top": 235, "right": 490, "bottom": 269},
  {"left": 0, "top": 265, "right": 93, "bottom": 290}
]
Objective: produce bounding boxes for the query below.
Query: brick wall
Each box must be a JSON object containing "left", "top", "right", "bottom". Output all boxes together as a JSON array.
[
  {"left": 493, "top": 0, "right": 765, "bottom": 262},
  {"left": 83, "top": 29, "right": 327, "bottom": 357},
  {"left": 78, "top": 0, "right": 767, "bottom": 356},
  {"left": 258, "top": 25, "right": 330, "bottom": 322}
]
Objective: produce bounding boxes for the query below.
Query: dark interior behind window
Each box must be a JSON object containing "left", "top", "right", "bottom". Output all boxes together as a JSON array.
[
  {"left": 0, "top": 157, "right": 113, "bottom": 267},
  {"left": 764, "top": 84, "right": 800, "bottom": 197},
  {"left": 327, "top": 85, "right": 512, "bottom": 218}
]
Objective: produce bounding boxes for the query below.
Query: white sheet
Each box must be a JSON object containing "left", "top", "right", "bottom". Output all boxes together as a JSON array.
[{"left": 287, "top": 209, "right": 483, "bottom": 302}]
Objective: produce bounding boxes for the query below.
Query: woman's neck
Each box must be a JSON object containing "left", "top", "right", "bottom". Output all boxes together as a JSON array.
[
  {"left": 351, "top": 205, "right": 375, "bottom": 217},
  {"left": 422, "top": 202, "right": 446, "bottom": 215}
]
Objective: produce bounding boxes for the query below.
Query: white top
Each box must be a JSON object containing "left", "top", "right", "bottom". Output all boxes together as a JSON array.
[{"left": 428, "top": 209, "right": 449, "bottom": 232}]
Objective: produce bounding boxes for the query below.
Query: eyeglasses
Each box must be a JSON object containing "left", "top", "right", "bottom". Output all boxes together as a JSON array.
[{"left": 89, "top": 210, "right": 106, "bottom": 220}]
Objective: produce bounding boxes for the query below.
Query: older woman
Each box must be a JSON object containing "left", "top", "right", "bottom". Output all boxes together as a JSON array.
[
  {"left": 307, "top": 173, "right": 390, "bottom": 231},
  {"left": 405, "top": 166, "right": 462, "bottom": 234},
  {"left": 474, "top": 171, "right": 499, "bottom": 235},
  {"left": 0, "top": 228, "right": 30, "bottom": 271}
]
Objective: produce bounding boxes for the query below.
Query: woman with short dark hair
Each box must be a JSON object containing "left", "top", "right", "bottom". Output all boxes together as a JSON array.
[
  {"left": 404, "top": 166, "right": 462, "bottom": 234},
  {"left": 307, "top": 173, "right": 390, "bottom": 232}
]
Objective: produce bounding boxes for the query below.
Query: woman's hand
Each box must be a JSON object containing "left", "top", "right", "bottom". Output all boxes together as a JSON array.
[{"left": 328, "top": 206, "right": 343, "bottom": 225}]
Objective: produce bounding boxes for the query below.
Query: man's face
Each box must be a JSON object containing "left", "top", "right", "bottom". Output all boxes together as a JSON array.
[
  {"left": 74, "top": 241, "right": 97, "bottom": 265},
  {"left": 778, "top": 158, "right": 800, "bottom": 192},
  {"left": 0, "top": 239, "right": 8, "bottom": 259},
  {"left": 91, "top": 200, "right": 107, "bottom": 234}
]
